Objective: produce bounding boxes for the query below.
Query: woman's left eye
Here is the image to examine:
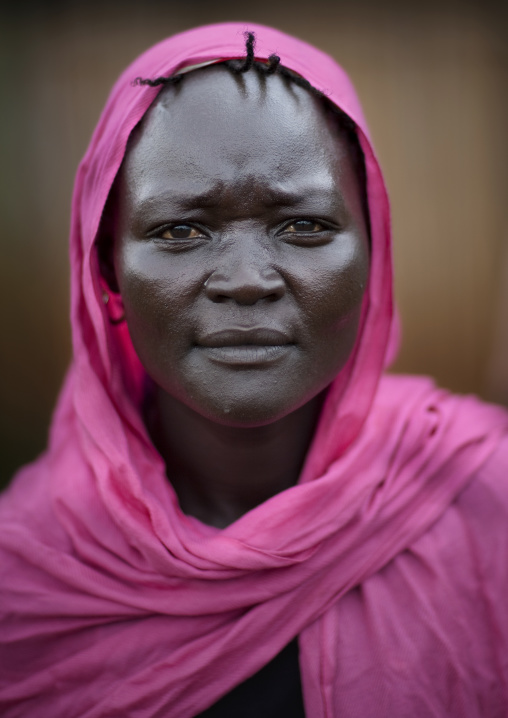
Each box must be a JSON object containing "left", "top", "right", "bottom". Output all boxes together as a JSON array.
[
  {"left": 284, "top": 220, "right": 325, "bottom": 234},
  {"left": 159, "top": 225, "right": 203, "bottom": 240}
]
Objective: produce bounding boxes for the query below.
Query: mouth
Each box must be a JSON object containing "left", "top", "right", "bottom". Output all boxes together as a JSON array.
[{"left": 197, "top": 327, "right": 294, "bottom": 366}]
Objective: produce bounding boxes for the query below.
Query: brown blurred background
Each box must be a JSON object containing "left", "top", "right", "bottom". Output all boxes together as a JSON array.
[{"left": 1, "top": 0, "right": 507, "bottom": 488}]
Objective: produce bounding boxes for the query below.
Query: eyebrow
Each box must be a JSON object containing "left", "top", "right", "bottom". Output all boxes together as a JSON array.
[
  {"left": 135, "top": 182, "right": 344, "bottom": 214},
  {"left": 262, "top": 185, "right": 342, "bottom": 208}
]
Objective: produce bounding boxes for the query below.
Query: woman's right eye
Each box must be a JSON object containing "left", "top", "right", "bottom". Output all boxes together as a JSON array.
[{"left": 159, "top": 224, "right": 203, "bottom": 240}]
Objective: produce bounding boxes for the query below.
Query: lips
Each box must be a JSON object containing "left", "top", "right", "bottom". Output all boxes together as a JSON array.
[
  {"left": 198, "top": 327, "right": 292, "bottom": 348},
  {"left": 197, "top": 328, "right": 294, "bottom": 365}
]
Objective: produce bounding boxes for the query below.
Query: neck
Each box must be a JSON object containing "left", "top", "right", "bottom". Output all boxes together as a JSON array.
[{"left": 146, "top": 388, "right": 325, "bottom": 529}]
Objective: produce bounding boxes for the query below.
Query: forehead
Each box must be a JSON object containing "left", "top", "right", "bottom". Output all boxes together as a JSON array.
[{"left": 120, "top": 66, "right": 355, "bottom": 202}]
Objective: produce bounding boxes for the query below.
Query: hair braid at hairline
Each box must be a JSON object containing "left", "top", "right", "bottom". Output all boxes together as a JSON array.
[{"left": 133, "top": 32, "right": 352, "bottom": 129}]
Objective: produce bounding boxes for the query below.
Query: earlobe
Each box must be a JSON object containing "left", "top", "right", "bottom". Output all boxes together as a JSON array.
[{"left": 100, "top": 280, "right": 125, "bottom": 325}]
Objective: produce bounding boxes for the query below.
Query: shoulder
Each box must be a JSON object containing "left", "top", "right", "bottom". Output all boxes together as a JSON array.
[
  {"left": 400, "top": 428, "right": 508, "bottom": 672},
  {"left": 450, "top": 432, "right": 508, "bottom": 568},
  {"left": 328, "top": 428, "right": 508, "bottom": 715},
  {"left": 371, "top": 375, "right": 508, "bottom": 631},
  {"left": 409, "top": 428, "right": 508, "bottom": 576},
  {"left": 386, "top": 374, "right": 508, "bottom": 550}
]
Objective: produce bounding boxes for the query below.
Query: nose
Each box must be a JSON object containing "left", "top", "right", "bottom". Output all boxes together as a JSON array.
[{"left": 204, "top": 241, "right": 286, "bottom": 305}]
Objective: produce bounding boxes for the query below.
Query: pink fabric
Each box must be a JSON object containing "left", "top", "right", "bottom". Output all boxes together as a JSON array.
[{"left": 1, "top": 23, "right": 508, "bottom": 717}]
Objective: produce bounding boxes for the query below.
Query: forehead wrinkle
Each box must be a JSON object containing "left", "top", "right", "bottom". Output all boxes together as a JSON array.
[
  {"left": 127, "top": 148, "right": 345, "bottom": 216},
  {"left": 132, "top": 182, "right": 345, "bottom": 223},
  {"left": 132, "top": 184, "right": 226, "bottom": 214}
]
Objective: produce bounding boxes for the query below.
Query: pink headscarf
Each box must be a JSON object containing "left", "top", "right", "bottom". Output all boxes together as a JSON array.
[{"left": 1, "top": 23, "right": 507, "bottom": 717}]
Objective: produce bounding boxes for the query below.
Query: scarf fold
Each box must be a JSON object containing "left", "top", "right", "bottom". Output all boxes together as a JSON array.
[{"left": 1, "top": 23, "right": 507, "bottom": 718}]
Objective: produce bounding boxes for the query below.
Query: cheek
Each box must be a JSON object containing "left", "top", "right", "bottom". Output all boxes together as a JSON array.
[
  {"left": 116, "top": 247, "right": 196, "bottom": 366},
  {"left": 302, "top": 234, "right": 369, "bottom": 332},
  {"left": 294, "top": 235, "right": 369, "bottom": 382}
]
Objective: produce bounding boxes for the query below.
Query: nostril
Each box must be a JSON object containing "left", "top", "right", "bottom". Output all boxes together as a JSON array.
[
  {"left": 204, "top": 267, "right": 286, "bottom": 305},
  {"left": 209, "top": 291, "right": 231, "bottom": 304}
]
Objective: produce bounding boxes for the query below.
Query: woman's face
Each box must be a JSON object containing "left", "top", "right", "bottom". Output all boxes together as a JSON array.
[{"left": 109, "top": 66, "right": 369, "bottom": 427}]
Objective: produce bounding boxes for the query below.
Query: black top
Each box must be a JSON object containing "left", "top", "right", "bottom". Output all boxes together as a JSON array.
[{"left": 195, "top": 638, "right": 306, "bottom": 717}]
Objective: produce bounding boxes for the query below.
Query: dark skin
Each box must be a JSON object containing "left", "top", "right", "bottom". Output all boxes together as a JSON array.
[{"left": 101, "top": 66, "right": 370, "bottom": 528}]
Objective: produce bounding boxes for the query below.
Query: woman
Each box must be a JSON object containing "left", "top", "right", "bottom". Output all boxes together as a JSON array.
[{"left": 1, "top": 22, "right": 507, "bottom": 718}]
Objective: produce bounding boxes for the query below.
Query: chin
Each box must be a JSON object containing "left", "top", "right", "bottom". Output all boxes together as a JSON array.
[
  {"left": 196, "top": 399, "right": 294, "bottom": 428},
  {"left": 185, "top": 383, "right": 324, "bottom": 429}
]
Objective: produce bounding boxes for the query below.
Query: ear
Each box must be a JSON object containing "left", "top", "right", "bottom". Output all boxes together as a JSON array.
[{"left": 96, "top": 193, "right": 120, "bottom": 294}]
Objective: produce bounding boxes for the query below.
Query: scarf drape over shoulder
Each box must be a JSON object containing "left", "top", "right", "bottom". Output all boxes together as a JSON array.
[{"left": 1, "top": 23, "right": 508, "bottom": 718}]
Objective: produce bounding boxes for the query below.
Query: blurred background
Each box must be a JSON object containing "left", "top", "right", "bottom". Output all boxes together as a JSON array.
[{"left": 1, "top": 0, "right": 507, "bottom": 488}]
